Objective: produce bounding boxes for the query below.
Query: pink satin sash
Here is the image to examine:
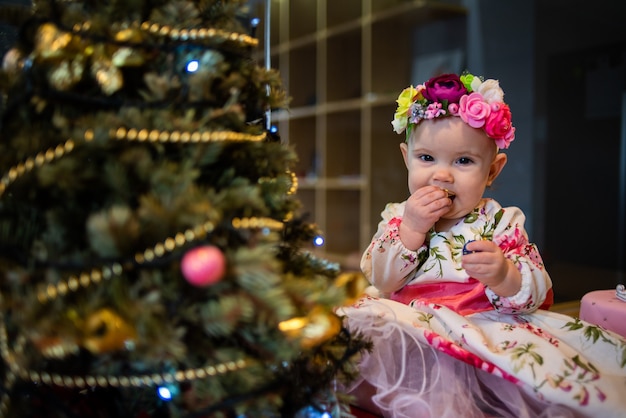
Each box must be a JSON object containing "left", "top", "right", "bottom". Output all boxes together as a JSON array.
[{"left": 391, "top": 279, "right": 554, "bottom": 315}]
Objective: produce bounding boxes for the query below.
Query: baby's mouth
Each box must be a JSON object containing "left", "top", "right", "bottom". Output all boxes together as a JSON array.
[{"left": 444, "top": 189, "right": 456, "bottom": 201}]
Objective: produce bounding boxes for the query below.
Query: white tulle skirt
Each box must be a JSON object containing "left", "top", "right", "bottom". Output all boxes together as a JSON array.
[{"left": 340, "top": 297, "right": 626, "bottom": 418}]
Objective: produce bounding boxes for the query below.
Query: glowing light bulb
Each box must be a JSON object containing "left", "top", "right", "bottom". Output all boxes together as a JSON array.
[
  {"left": 186, "top": 60, "right": 199, "bottom": 73},
  {"left": 313, "top": 235, "right": 325, "bottom": 247},
  {"left": 251, "top": 17, "right": 260, "bottom": 27},
  {"left": 157, "top": 386, "right": 172, "bottom": 401}
]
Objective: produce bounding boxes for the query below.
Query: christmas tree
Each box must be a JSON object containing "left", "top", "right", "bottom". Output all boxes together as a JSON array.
[{"left": 0, "top": 0, "right": 369, "bottom": 416}]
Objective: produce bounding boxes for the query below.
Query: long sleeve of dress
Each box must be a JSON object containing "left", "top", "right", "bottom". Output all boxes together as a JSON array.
[
  {"left": 360, "top": 202, "right": 428, "bottom": 297},
  {"left": 486, "top": 205, "right": 552, "bottom": 313}
]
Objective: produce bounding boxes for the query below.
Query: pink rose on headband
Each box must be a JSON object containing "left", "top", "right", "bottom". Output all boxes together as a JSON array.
[
  {"left": 423, "top": 74, "right": 467, "bottom": 104},
  {"left": 484, "top": 103, "right": 515, "bottom": 148},
  {"left": 458, "top": 92, "right": 491, "bottom": 128}
]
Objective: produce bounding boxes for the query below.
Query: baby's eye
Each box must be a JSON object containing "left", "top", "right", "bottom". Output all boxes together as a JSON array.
[
  {"left": 456, "top": 157, "right": 473, "bottom": 165},
  {"left": 419, "top": 154, "right": 434, "bottom": 162}
]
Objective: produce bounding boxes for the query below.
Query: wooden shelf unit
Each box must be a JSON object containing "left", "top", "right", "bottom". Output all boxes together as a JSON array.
[{"left": 255, "top": 0, "right": 467, "bottom": 265}]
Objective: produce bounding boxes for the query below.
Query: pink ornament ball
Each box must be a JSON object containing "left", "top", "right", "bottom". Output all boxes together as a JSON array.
[{"left": 181, "top": 245, "right": 226, "bottom": 287}]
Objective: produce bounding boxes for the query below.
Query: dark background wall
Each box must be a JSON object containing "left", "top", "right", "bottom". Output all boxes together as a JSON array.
[
  {"left": 462, "top": 0, "right": 626, "bottom": 301},
  {"left": 0, "top": 0, "right": 27, "bottom": 52}
]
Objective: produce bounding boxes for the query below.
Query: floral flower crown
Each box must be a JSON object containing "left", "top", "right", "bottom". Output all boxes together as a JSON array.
[{"left": 391, "top": 72, "right": 515, "bottom": 149}]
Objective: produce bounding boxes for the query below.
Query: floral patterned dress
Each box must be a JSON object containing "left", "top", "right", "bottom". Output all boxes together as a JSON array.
[{"left": 341, "top": 199, "right": 626, "bottom": 418}]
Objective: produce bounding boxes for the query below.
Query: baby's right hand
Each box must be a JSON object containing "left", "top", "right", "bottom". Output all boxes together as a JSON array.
[{"left": 399, "top": 186, "right": 451, "bottom": 249}]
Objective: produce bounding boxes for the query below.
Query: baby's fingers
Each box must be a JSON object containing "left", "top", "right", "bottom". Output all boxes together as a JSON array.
[{"left": 463, "top": 239, "right": 498, "bottom": 255}]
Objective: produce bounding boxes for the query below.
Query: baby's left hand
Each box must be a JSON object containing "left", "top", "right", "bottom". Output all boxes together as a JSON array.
[{"left": 461, "top": 240, "right": 520, "bottom": 296}]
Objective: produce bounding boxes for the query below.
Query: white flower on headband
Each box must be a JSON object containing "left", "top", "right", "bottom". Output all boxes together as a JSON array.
[
  {"left": 391, "top": 72, "right": 515, "bottom": 149},
  {"left": 474, "top": 78, "right": 504, "bottom": 103}
]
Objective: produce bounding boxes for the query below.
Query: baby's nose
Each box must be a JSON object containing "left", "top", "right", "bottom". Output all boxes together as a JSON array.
[{"left": 433, "top": 166, "right": 453, "bottom": 182}]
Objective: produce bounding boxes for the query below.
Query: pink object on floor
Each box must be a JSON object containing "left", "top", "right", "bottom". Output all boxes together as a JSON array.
[{"left": 580, "top": 289, "right": 626, "bottom": 338}]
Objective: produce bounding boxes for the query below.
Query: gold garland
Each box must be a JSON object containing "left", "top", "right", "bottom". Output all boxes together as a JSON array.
[
  {"left": 20, "top": 358, "right": 248, "bottom": 387},
  {"left": 231, "top": 216, "right": 284, "bottom": 230},
  {"left": 68, "top": 20, "right": 259, "bottom": 48},
  {"left": 0, "top": 128, "right": 267, "bottom": 198},
  {"left": 138, "top": 21, "right": 258, "bottom": 47},
  {"left": 0, "top": 136, "right": 82, "bottom": 197},
  {"left": 110, "top": 127, "right": 267, "bottom": 143},
  {"left": 258, "top": 170, "right": 298, "bottom": 196},
  {"left": 287, "top": 170, "right": 298, "bottom": 195},
  {"left": 37, "top": 215, "right": 284, "bottom": 304}
]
